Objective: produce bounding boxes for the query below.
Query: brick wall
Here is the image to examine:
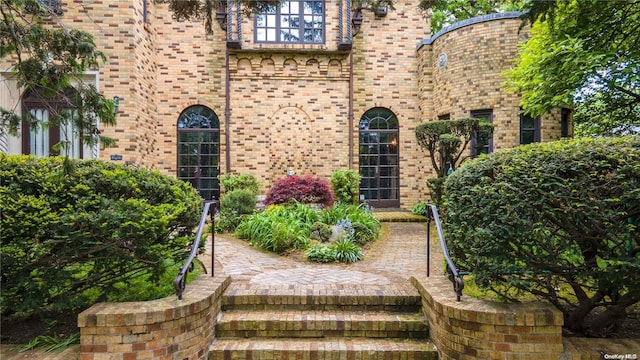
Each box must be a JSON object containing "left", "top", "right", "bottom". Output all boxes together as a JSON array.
[
  {"left": 351, "top": 0, "right": 431, "bottom": 208},
  {"left": 60, "top": 0, "right": 159, "bottom": 167},
  {"left": 78, "top": 275, "right": 230, "bottom": 360},
  {"left": 411, "top": 275, "right": 564, "bottom": 360},
  {"left": 0, "top": 3, "right": 572, "bottom": 208}
]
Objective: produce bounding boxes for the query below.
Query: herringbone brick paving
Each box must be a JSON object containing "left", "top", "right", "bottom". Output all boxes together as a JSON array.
[{"left": 201, "top": 222, "right": 441, "bottom": 287}]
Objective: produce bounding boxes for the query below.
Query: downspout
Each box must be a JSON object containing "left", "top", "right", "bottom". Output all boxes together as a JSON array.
[
  {"left": 347, "top": 0, "right": 355, "bottom": 170},
  {"left": 225, "top": 47, "right": 231, "bottom": 173},
  {"left": 348, "top": 49, "right": 354, "bottom": 169}
]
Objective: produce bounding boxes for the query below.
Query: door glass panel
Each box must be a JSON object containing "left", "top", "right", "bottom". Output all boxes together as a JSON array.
[
  {"left": 177, "top": 105, "right": 220, "bottom": 200},
  {"left": 358, "top": 108, "right": 399, "bottom": 207}
]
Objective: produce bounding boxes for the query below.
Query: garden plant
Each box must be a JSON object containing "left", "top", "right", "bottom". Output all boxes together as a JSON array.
[
  {"left": 442, "top": 137, "right": 640, "bottom": 337},
  {"left": 216, "top": 173, "right": 260, "bottom": 232},
  {"left": 235, "top": 188, "right": 379, "bottom": 263},
  {"left": 1, "top": 155, "right": 203, "bottom": 330}
]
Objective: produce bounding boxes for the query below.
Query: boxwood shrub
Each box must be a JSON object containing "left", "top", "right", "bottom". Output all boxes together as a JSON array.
[
  {"left": 442, "top": 137, "right": 640, "bottom": 336},
  {"left": 0, "top": 155, "right": 203, "bottom": 319}
]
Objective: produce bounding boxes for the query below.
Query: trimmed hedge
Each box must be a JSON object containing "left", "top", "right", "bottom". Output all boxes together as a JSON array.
[
  {"left": 0, "top": 155, "right": 202, "bottom": 318},
  {"left": 442, "top": 137, "right": 640, "bottom": 336}
]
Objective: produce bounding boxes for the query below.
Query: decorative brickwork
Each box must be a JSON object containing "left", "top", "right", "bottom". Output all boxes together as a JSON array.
[
  {"left": 0, "top": 2, "right": 572, "bottom": 209},
  {"left": 411, "top": 275, "right": 565, "bottom": 360},
  {"left": 77, "top": 275, "right": 230, "bottom": 360}
]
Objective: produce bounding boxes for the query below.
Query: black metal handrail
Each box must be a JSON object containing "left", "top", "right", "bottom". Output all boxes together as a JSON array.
[
  {"left": 425, "top": 203, "right": 464, "bottom": 301},
  {"left": 173, "top": 198, "right": 219, "bottom": 300}
]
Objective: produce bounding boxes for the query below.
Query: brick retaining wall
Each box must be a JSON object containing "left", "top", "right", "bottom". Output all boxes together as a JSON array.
[
  {"left": 411, "top": 275, "right": 564, "bottom": 359},
  {"left": 77, "top": 275, "right": 231, "bottom": 360}
]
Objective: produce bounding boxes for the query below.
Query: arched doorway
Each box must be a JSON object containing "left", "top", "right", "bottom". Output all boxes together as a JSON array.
[
  {"left": 358, "top": 107, "right": 399, "bottom": 208},
  {"left": 177, "top": 105, "right": 220, "bottom": 200}
]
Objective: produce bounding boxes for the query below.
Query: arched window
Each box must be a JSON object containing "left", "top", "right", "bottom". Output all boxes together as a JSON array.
[
  {"left": 358, "top": 107, "right": 400, "bottom": 208},
  {"left": 177, "top": 105, "right": 221, "bottom": 200}
]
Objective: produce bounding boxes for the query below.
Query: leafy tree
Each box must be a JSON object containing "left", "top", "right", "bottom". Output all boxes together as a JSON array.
[
  {"left": 505, "top": 0, "right": 640, "bottom": 136},
  {"left": 442, "top": 137, "right": 640, "bottom": 336},
  {"left": 415, "top": 118, "right": 493, "bottom": 203},
  {"left": 0, "top": 0, "right": 116, "bottom": 160},
  {"left": 418, "top": 0, "right": 526, "bottom": 33}
]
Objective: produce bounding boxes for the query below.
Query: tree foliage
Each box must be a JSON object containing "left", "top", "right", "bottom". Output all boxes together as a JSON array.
[
  {"left": 505, "top": 0, "right": 640, "bottom": 136},
  {"left": 155, "top": 0, "right": 395, "bottom": 35},
  {"left": 442, "top": 137, "right": 640, "bottom": 336},
  {"left": 0, "top": 155, "right": 203, "bottom": 319},
  {"left": 415, "top": 118, "right": 493, "bottom": 203},
  {"left": 0, "top": 0, "right": 116, "bottom": 156}
]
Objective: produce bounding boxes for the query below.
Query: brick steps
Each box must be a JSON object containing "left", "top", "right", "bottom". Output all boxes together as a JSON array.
[
  {"left": 216, "top": 310, "right": 428, "bottom": 338},
  {"left": 209, "top": 338, "right": 438, "bottom": 359},
  {"left": 210, "top": 283, "right": 438, "bottom": 359},
  {"left": 222, "top": 283, "right": 423, "bottom": 312}
]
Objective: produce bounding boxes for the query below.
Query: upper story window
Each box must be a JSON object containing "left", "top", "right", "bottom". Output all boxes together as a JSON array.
[
  {"left": 41, "top": 0, "right": 63, "bottom": 15},
  {"left": 255, "top": 0, "right": 325, "bottom": 44}
]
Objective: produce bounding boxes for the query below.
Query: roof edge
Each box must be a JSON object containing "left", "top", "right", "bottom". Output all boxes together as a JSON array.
[{"left": 417, "top": 11, "right": 524, "bottom": 50}]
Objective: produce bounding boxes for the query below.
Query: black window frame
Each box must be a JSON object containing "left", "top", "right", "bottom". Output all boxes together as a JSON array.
[
  {"left": 39, "top": 0, "right": 63, "bottom": 15},
  {"left": 561, "top": 108, "right": 571, "bottom": 138},
  {"left": 21, "top": 87, "right": 83, "bottom": 158},
  {"left": 470, "top": 109, "right": 493, "bottom": 157},
  {"left": 519, "top": 110, "right": 541, "bottom": 145},
  {"left": 254, "top": 0, "right": 325, "bottom": 44}
]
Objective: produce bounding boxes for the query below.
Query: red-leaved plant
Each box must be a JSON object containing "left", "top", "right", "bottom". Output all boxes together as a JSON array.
[{"left": 264, "top": 175, "right": 334, "bottom": 208}]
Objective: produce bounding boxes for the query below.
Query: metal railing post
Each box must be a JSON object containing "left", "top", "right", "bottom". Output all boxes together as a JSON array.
[
  {"left": 426, "top": 207, "right": 431, "bottom": 277},
  {"left": 427, "top": 203, "right": 464, "bottom": 301},
  {"left": 174, "top": 199, "right": 215, "bottom": 300},
  {"left": 211, "top": 197, "right": 218, "bottom": 277}
]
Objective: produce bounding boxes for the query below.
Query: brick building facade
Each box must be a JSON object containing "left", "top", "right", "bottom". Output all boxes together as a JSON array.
[{"left": 0, "top": 0, "right": 571, "bottom": 209}]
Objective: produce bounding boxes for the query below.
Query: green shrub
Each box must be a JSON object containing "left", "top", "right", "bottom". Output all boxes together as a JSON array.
[
  {"left": 216, "top": 189, "right": 257, "bottom": 232},
  {"left": 332, "top": 238, "right": 363, "bottom": 263},
  {"left": 264, "top": 175, "right": 334, "bottom": 208},
  {"left": 221, "top": 189, "right": 257, "bottom": 215},
  {"left": 330, "top": 169, "right": 361, "bottom": 205},
  {"left": 220, "top": 173, "right": 260, "bottom": 195},
  {"left": 320, "top": 203, "right": 380, "bottom": 244},
  {"left": 235, "top": 202, "right": 379, "bottom": 257},
  {"left": 235, "top": 203, "right": 313, "bottom": 253},
  {"left": 442, "top": 137, "right": 640, "bottom": 336},
  {"left": 411, "top": 201, "right": 428, "bottom": 216},
  {"left": 0, "top": 155, "right": 202, "bottom": 319},
  {"left": 306, "top": 243, "right": 336, "bottom": 262},
  {"left": 217, "top": 175, "right": 259, "bottom": 232}
]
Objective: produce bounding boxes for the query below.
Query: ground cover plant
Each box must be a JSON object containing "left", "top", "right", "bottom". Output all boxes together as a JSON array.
[
  {"left": 234, "top": 202, "right": 379, "bottom": 262},
  {"left": 0, "top": 154, "right": 203, "bottom": 344},
  {"left": 442, "top": 137, "right": 640, "bottom": 337}
]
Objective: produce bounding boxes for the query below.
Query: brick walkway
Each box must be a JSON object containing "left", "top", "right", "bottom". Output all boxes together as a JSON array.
[{"left": 199, "top": 222, "right": 445, "bottom": 287}]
